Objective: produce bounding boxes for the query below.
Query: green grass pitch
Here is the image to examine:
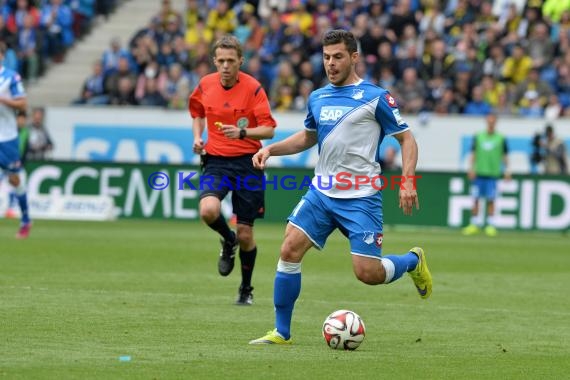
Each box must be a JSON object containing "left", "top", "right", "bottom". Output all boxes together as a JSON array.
[{"left": 1, "top": 219, "right": 569, "bottom": 379}]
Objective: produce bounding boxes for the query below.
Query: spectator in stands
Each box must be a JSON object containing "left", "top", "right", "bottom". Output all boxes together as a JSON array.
[
  {"left": 171, "top": 35, "right": 190, "bottom": 70},
  {"left": 502, "top": 43, "right": 533, "bottom": 86},
  {"left": 360, "top": 22, "right": 389, "bottom": 63},
  {"left": 282, "top": 0, "right": 313, "bottom": 37},
  {"left": 70, "top": 0, "right": 570, "bottom": 119},
  {"left": 184, "top": 0, "right": 203, "bottom": 31},
  {"left": 0, "top": 15, "right": 17, "bottom": 54},
  {"left": 555, "top": 63, "right": 570, "bottom": 111},
  {"left": 104, "top": 55, "right": 137, "bottom": 97},
  {"left": 206, "top": 0, "right": 235, "bottom": 35},
  {"left": 164, "top": 62, "right": 190, "bottom": 109},
  {"left": 134, "top": 60, "right": 167, "bottom": 100},
  {"left": 387, "top": 0, "right": 418, "bottom": 41},
  {"left": 130, "top": 17, "right": 163, "bottom": 50},
  {"left": 420, "top": 38, "right": 456, "bottom": 88},
  {"left": 394, "top": 67, "right": 425, "bottom": 113},
  {"left": 543, "top": 0, "right": 570, "bottom": 25},
  {"left": 26, "top": 107, "right": 53, "bottom": 161},
  {"left": 73, "top": 59, "right": 107, "bottom": 105},
  {"left": 40, "top": 0, "right": 74, "bottom": 62},
  {"left": 71, "top": 0, "right": 95, "bottom": 39},
  {"left": 482, "top": 43, "right": 506, "bottom": 80},
  {"left": 6, "top": 0, "right": 40, "bottom": 35},
  {"left": 292, "top": 78, "right": 313, "bottom": 112},
  {"left": 514, "top": 68, "right": 553, "bottom": 115},
  {"left": 241, "top": 6, "right": 264, "bottom": 57},
  {"left": 258, "top": 11, "right": 284, "bottom": 89},
  {"left": 270, "top": 60, "right": 297, "bottom": 104},
  {"left": 101, "top": 36, "right": 131, "bottom": 76},
  {"left": 464, "top": 85, "right": 492, "bottom": 115},
  {"left": 156, "top": 0, "right": 182, "bottom": 30},
  {"left": 185, "top": 16, "right": 213, "bottom": 48},
  {"left": 481, "top": 74, "right": 507, "bottom": 109},
  {"left": 16, "top": 13, "right": 39, "bottom": 82},
  {"left": 157, "top": 40, "right": 177, "bottom": 68},
  {"left": 131, "top": 34, "right": 158, "bottom": 73},
  {"left": 434, "top": 87, "right": 461, "bottom": 114},
  {"left": 138, "top": 77, "right": 168, "bottom": 107},
  {"left": 109, "top": 76, "right": 137, "bottom": 106},
  {"left": 418, "top": 0, "right": 445, "bottom": 37},
  {"left": 527, "top": 22, "right": 555, "bottom": 71},
  {"left": 161, "top": 14, "right": 184, "bottom": 45},
  {"left": 372, "top": 40, "right": 398, "bottom": 84}
]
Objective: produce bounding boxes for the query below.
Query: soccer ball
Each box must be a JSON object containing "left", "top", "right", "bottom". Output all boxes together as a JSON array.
[{"left": 322, "top": 309, "right": 366, "bottom": 350}]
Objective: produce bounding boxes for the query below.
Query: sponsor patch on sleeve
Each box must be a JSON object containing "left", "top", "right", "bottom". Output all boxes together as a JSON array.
[
  {"left": 392, "top": 109, "right": 405, "bottom": 125},
  {"left": 385, "top": 93, "right": 397, "bottom": 108}
]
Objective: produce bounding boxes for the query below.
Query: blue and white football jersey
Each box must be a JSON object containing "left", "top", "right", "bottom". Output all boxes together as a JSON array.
[
  {"left": 0, "top": 67, "right": 26, "bottom": 143},
  {"left": 305, "top": 79, "right": 408, "bottom": 198}
]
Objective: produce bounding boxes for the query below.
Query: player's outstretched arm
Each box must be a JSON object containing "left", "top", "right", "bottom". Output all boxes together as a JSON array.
[
  {"left": 253, "top": 130, "right": 317, "bottom": 170},
  {"left": 394, "top": 130, "right": 419, "bottom": 216}
]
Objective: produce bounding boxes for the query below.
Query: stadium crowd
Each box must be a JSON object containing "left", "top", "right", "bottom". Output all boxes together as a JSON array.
[
  {"left": 0, "top": 0, "right": 119, "bottom": 83},
  {"left": 70, "top": 0, "right": 570, "bottom": 118}
]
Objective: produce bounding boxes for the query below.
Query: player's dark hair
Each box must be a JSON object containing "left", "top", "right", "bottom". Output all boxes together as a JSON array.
[
  {"left": 212, "top": 35, "right": 243, "bottom": 58},
  {"left": 322, "top": 29, "right": 358, "bottom": 54},
  {"left": 0, "top": 41, "right": 6, "bottom": 55}
]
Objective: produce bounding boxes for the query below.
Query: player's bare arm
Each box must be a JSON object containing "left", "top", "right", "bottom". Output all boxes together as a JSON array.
[
  {"left": 393, "top": 130, "right": 419, "bottom": 216},
  {"left": 192, "top": 117, "right": 206, "bottom": 154},
  {"left": 221, "top": 125, "right": 274, "bottom": 140},
  {"left": 0, "top": 96, "right": 27, "bottom": 111},
  {"left": 253, "top": 130, "right": 317, "bottom": 170}
]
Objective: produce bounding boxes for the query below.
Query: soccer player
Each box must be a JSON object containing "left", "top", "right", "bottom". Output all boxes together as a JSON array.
[
  {"left": 188, "top": 35, "right": 276, "bottom": 305},
  {"left": 4, "top": 110, "right": 29, "bottom": 219},
  {"left": 249, "top": 30, "right": 432, "bottom": 345},
  {"left": 462, "top": 112, "right": 510, "bottom": 237},
  {"left": 0, "top": 41, "right": 31, "bottom": 238}
]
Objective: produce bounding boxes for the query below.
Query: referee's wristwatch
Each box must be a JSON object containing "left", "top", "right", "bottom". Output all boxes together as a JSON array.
[{"left": 239, "top": 129, "right": 247, "bottom": 139}]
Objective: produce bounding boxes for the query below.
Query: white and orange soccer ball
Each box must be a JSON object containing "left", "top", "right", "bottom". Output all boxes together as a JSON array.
[{"left": 322, "top": 309, "right": 366, "bottom": 350}]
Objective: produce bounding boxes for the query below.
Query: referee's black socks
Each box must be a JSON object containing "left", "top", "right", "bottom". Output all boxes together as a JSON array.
[{"left": 208, "top": 215, "right": 235, "bottom": 243}]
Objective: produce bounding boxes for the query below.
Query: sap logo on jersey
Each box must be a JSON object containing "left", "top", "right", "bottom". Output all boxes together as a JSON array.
[{"left": 319, "top": 106, "right": 351, "bottom": 124}]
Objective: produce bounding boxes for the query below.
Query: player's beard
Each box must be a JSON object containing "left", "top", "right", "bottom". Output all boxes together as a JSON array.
[{"left": 327, "top": 67, "right": 350, "bottom": 86}]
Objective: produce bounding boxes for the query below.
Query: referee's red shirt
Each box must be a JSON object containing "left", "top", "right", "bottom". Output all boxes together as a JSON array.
[{"left": 189, "top": 71, "right": 277, "bottom": 157}]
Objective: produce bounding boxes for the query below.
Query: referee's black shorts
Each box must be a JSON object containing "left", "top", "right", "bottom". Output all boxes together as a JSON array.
[{"left": 200, "top": 154, "right": 265, "bottom": 225}]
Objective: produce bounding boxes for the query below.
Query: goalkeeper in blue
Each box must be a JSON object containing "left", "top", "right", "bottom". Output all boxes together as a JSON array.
[{"left": 249, "top": 30, "right": 432, "bottom": 345}]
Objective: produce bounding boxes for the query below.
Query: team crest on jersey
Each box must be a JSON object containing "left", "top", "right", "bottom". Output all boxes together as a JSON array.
[
  {"left": 237, "top": 117, "right": 249, "bottom": 129},
  {"left": 351, "top": 89, "right": 364, "bottom": 100},
  {"left": 375, "top": 233, "right": 383, "bottom": 248},
  {"left": 385, "top": 94, "right": 397, "bottom": 107},
  {"left": 319, "top": 106, "right": 351, "bottom": 124},
  {"left": 363, "top": 231, "right": 375, "bottom": 245}
]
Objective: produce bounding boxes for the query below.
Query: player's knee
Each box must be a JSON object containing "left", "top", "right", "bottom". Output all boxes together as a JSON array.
[
  {"left": 236, "top": 226, "right": 253, "bottom": 245},
  {"left": 199, "top": 206, "right": 218, "bottom": 223},
  {"left": 280, "top": 242, "right": 302, "bottom": 263}
]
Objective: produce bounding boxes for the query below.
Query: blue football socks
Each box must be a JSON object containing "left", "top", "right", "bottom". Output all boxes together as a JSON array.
[
  {"left": 17, "top": 193, "right": 30, "bottom": 225},
  {"left": 382, "top": 252, "right": 419, "bottom": 283},
  {"left": 274, "top": 271, "right": 301, "bottom": 340}
]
